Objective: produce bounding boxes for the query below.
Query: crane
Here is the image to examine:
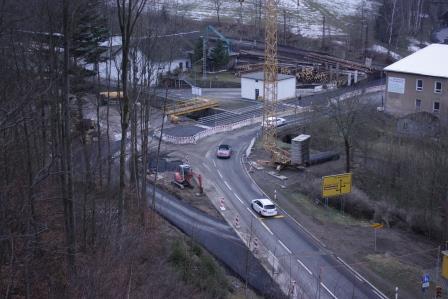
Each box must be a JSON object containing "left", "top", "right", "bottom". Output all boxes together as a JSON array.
[
  {"left": 262, "top": 0, "right": 290, "bottom": 164},
  {"left": 262, "top": 0, "right": 278, "bottom": 150}
]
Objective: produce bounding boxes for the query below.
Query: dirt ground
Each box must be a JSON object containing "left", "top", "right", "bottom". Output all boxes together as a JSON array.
[
  {"left": 148, "top": 171, "right": 223, "bottom": 220},
  {"left": 147, "top": 151, "right": 223, "bottom": 220},
  {"left": 248, "top": 140, "right": 447, "bottom": 299}
]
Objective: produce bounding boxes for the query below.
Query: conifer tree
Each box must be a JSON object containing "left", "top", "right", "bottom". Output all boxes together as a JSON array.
[
  {"left": 71, "top": 0, "right": 109, "bottom": 71},
  {"left": 210, "top": 40, "right": 229, "bottom": 69}
]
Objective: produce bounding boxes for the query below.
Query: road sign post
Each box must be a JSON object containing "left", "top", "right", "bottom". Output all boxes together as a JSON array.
[
  {"left": 322, "top": 173, "right": 352, "bottom": 198},
  {"left": 375, "top": 228, "right": 377, "bottom": 251},
  {"left": 421, "top": 273, "right": 430, "bottom": 294},
  {"left": 442, "top": 250, "right": 448, "bottom": 279},
  {"left": 322, "top": 173, "right": 352, "bottom": 212},
  {"left": 371, "top": 223, "right": 384, "bottom": 252}
]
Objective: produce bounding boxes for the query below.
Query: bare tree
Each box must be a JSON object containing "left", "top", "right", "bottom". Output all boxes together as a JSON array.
[
  {"left": 387, "top": 0, "right": 397, "bottom": 55},
  {"left": 61, "top": 0, "right": 76, "bottom": 274},
  {"left": 211, "top": 0, "right": 225, "bottom": 25},
  {"left": 328, "top": 95, "right": 363, "bottom": 173},
  {"left": 116, "top": 0, "right": 147, "bottom": 231}
]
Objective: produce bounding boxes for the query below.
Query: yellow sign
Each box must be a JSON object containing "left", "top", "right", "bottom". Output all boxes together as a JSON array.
[
  {"left": 322, "top": 173, "right": 352, "bottom": 198},
  {"left": 442, "top": 251, "right": 448, "bottom": 280},
  {"left": 371, "top": 223, "right": 384, "bottom": 229}
]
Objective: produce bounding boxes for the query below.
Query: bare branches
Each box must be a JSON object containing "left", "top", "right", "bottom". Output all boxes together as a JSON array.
[
  {"left": 328, "top": 95, "right": 364, "bottom": 173},
  {"left": 116, "top": 0, "right": 147, "bottom": 231}
]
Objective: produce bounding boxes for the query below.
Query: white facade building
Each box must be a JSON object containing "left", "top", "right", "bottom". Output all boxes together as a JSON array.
[
  {"left": 241, "top": 72, "right": 296, "bottom": 100},
  {"left": 92, "top": 36, "right": 191, "bottom": 87}
]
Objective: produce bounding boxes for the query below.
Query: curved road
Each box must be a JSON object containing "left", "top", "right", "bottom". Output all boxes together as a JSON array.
[{"left": 185, "top": 126, "right": 389, "bottom": 299}]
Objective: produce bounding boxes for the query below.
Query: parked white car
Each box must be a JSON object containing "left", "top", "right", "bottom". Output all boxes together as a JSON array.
[
  {"left": 251, "top": 198, "right": 278, "bottom": 217},
  {"left": 263, "top": 117, "right": 286, "bottom": 128}
]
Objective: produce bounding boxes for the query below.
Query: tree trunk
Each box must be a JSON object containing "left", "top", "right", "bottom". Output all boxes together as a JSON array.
[
  {"left": 444, "top": 191, "right": 448, "bottom": 242},
  {"left": 62, "top": 0, "right": 76, "bottom": 274},
  {"left": 387, "top": 0, "right": 397, "bottom": 55},
  {"left": 96, "top": 62, "right": 103, "bottom": 189},
  {"left": 106, "top": 39, "right": 112, "bottom": 190},
  {"left": 151, "top": 87, "right": 168, "bottom": 227},
  {"left": 117, "top": 17, "right": 131, "bottom": 232},
  {"left": 344, "top": 137, "right": 351, "bottom": 173},
  {"left": 78, "top": 100, "right": 92, "bottom": 251},
  {"left": 116, "top": 0, "right": 147, "bottom": 231}
]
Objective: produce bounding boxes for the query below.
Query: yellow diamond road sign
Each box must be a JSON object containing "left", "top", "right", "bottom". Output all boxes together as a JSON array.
[{"left": 322, "top": 173, "right": 352, "bottom": 198}]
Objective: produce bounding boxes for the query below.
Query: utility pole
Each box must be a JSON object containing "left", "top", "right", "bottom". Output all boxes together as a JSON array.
[
  {"left": 238, "top": 0, "right": 244, "bottom": 26},
  {"left": 364, "top": 22, "right": 369, "bottom": 59},
  {"left": 322, "top": 15, "right": 326, "bottom": 49},
  {"left": 283, "top": 9, "right": 287, "bottom": 45},
  {"left": 238, "top": 0, "right": 244, "bottom": 52},
  {"left": 202, "top": 33, "right": 207, "bottom": 79},
  {"left": 436, "top": 245, "right": 441, "bottom": 285}
]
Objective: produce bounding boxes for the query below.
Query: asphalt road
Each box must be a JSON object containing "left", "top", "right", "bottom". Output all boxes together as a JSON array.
[
  {"left": 73, "top": 113, "right": 283, "bottom": 296},
  {"left": 186, "top": 127, "right": 389, "bottom": 299},
  {"left": 147, "top": 184, "right": 283, "bottom": 298}
]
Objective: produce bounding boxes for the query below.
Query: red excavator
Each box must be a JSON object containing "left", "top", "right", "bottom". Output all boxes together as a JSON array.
[{"left": 172, "top": 164, "right": 203, "bottom": 194}]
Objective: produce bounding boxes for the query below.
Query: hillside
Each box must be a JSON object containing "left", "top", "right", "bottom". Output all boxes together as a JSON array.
[{"left": 160, "top": 0, "right": 379, "bottom": 38}]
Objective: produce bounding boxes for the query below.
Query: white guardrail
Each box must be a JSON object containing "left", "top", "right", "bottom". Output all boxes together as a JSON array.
[{"left": 154, "top": 85, "right": 385, "bottom": 145}]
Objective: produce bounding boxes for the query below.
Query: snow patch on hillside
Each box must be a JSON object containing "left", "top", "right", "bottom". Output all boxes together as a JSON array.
[
  {"left": 371, "top": 44, "right": 401, "bottom": 60},
  {"left": 407, "top": 38, "right": 430, "bottom": 53},
  {"left": 158, "top": 0, "right": 377, "bottom": 39}
]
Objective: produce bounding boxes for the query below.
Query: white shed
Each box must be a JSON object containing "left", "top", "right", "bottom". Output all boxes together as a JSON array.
[{"left": 241, "top": 72, "right": 296, "bottom": 100}]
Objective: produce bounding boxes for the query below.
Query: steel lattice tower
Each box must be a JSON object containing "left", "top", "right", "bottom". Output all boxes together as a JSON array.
[{"left": 262, "top": 0, "right": 279, "bottom": 152}]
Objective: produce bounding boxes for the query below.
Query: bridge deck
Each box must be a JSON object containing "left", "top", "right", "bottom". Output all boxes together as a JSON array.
[{"left": 165, "top": 98, "right": 219, "bottom": 116}]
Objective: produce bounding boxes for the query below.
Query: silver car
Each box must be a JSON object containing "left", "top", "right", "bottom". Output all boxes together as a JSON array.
[{"left": 216, "top": 144, "right": 232, "bottom": 159}]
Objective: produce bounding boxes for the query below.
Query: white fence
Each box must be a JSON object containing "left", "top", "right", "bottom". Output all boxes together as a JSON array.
[{"left": 154, "top": 116, "right": 263, "bottom": 145}]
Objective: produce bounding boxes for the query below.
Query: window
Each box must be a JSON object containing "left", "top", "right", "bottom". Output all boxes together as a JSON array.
[
  {"left": 433, "top": 101, "right": 440, "bottom": 112},
  {"left": 434, "top": 81, "right": 442, "bottom": 93},
  {"left": 416, "top": 79, "right": 423, "bottom": 91},
  {"left": 179, "top": 62, "right": 183, "bottom": 70},
  {"left": 415, "top": 99, "right": 421, "bottom": 110}
]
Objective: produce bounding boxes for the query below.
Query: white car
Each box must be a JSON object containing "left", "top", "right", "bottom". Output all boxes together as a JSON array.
[
  {"left": 263, "top": 117, "right": 286, "bottom": 128},
  {"left": 251, "top": 198, "right": 278, "bottom": 217}
]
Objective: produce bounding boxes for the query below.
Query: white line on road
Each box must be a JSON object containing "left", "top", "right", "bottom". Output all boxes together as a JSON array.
[
  {"left": 336, "top": 257, "right": 388, "bottom": 299},
  {"left": 212, "top": 160, "right": 216, "bottom": 167},
  {"left": 224, "top": 181, "right": 232, "bottom": 191},
  {"left": 296, "top": 259, "right": 312, "bottom": 275},
  {"left": 259, "top": 220, "right": 274, "bottom": 235},
  {"left": 217, "top": 170, "right": 223, "bottom": 178},
  {"left": 246, "top": 207, "right": 257, "bottom": 218},
  {"left": 372, "top": 289, "right": 386, "bottom": 299},
  {"left": 201, "top": 162, "right": 210, "bottom": 171},
  {"left": 280, "top": 209, "right": 326, "bottom": 248},
  {"left": 320, "top": 282, "right": 338, "bottom": 299},
  {"left": 234, "top": 193, "right": 244, "bottom": 204},
  {"left": 278, "top": 240, "right": 292, "bottom": 254},
  {"left": 240, "top": 142, "right": 327, "bottom": 249}
]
